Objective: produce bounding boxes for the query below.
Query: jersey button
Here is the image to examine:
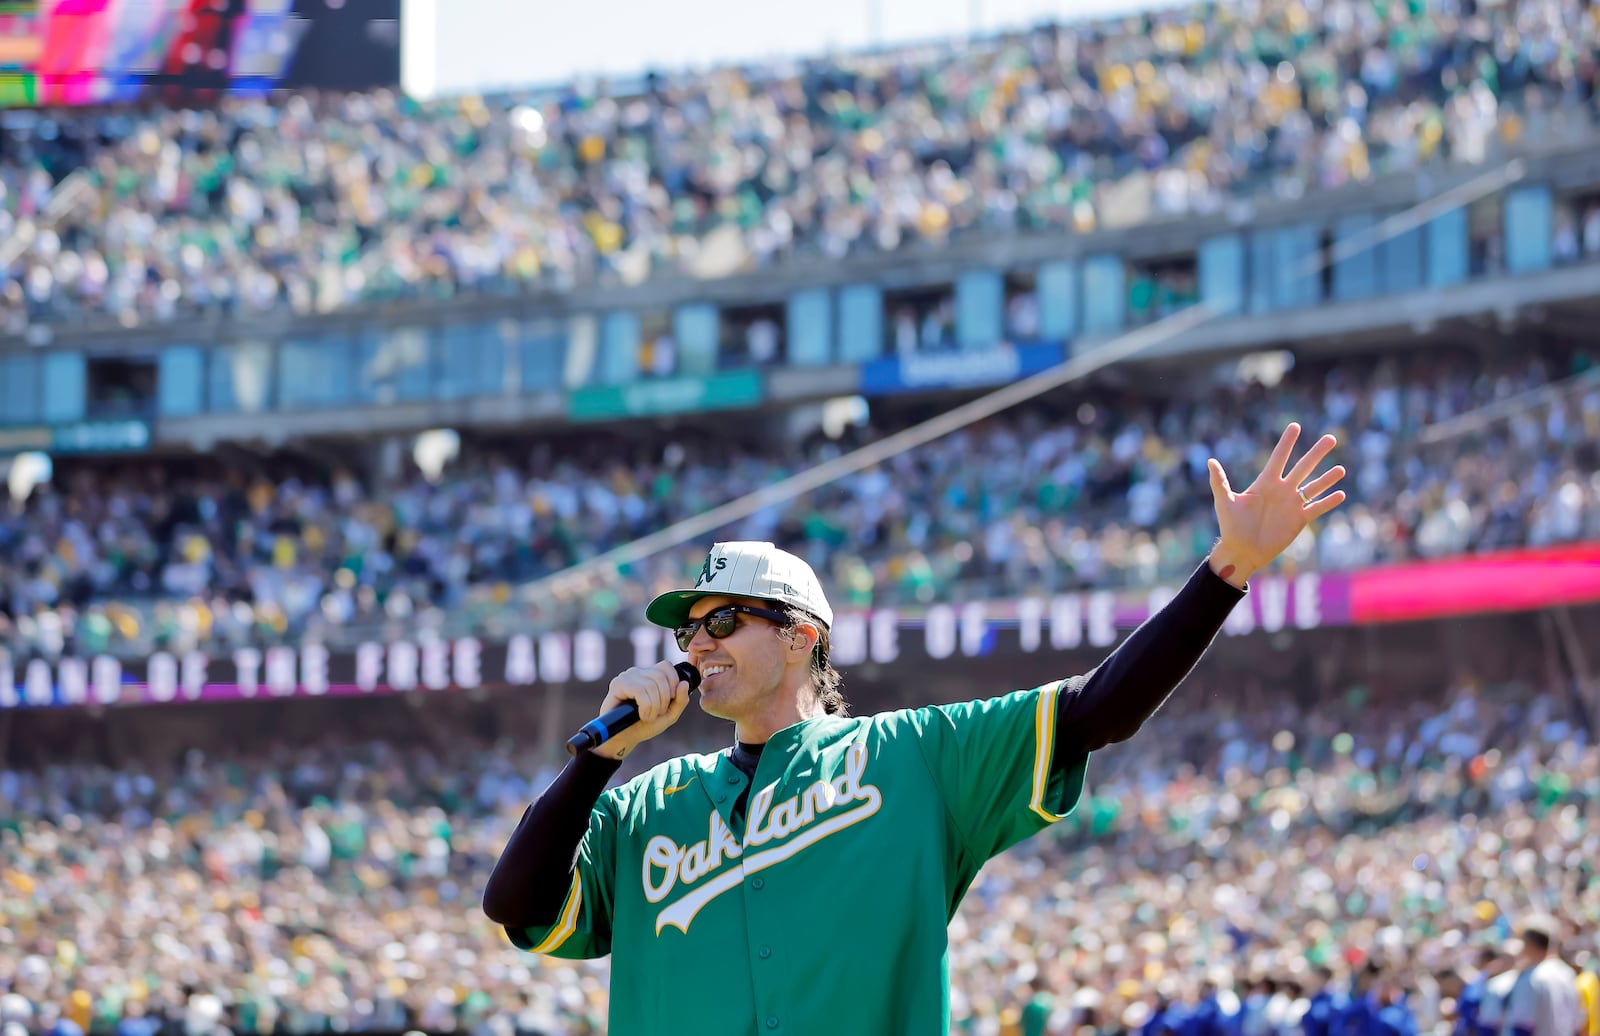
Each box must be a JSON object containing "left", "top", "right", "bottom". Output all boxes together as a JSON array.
[
  {"left": 751, "top": 877, "right": 765, "bottom": 890},
  {"left": 727, "top": 775, "right": 740, "bottom": 784},
  {"left": 715, "top": 793, "right": 727, "bottom": 804},
  {"left": 759, "top": 946, "right": 772, "bottom": 959},
  {"left": 765, "top": 1018, "right": 779, "bottom": 1030}
]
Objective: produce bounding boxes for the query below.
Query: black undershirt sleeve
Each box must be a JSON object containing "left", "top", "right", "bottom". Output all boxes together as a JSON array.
[
  {"left": 1051, "top": 558, "right": 1245, "bottom": 762},
  {"left": 481, "top": 750, "right": 622, "bottom": 929}
]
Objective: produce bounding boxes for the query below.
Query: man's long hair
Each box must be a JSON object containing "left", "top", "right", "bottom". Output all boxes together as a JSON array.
[{"left": 782, "top": 606, "right": 847, "bottom": 716}]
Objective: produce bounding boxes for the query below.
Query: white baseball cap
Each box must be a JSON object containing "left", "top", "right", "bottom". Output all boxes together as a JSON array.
[{"left": 646, "top": 541, "right": 833, "bottom": 630}]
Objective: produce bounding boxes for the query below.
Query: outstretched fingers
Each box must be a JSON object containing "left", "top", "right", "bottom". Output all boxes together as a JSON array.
[
  {"left": 1304, "top": 489, "right": 1348, "bottom": 520},
  {"left": 1299, "top": 463, "right": 1348, "bottom": 503},
  {"left": 1285, "top": 433, "right": 1339, "bottom": 489},
  {"left": 1208, "top": 457, "right": 1232, "bottom": 496},
  {"left": 1263, "top": 422, "right": 1302, "bottom": 482}
]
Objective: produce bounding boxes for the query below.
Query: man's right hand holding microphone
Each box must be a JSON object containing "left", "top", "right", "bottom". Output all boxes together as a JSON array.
[{"left": 583, "top": 661, "right": 697, "bottom": 760}]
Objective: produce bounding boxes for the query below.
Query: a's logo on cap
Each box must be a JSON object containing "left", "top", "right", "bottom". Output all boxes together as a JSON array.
[{"left": 695, "top": 553, "right": 727, "bottom": 588}]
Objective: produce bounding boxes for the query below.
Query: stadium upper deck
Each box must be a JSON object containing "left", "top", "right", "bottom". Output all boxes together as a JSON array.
[{"left": 0, "top": 0, "right": 1595, "bottom": 331}]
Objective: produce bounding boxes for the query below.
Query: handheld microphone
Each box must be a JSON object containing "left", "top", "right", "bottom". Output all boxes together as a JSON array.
[{"left": 565, "top": 662, "right": 702, "bottom": 756}]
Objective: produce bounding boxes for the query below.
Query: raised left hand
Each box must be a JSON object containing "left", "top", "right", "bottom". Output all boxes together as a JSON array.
[{"left": 1206, "top": 422, "right": 1347, "bottom": 587}]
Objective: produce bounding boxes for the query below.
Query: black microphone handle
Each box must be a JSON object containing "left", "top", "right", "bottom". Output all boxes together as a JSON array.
[
  {"left": 673, "top": 661, "right": 703, "bottom": 690},
  {"left": 565, "top": 663, "right": 701, "bottom": 756}
]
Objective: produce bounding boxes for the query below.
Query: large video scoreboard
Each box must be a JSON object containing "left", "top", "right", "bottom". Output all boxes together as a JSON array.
[{"left": 0, "top": 0, "right": 400, "bottom": 107}]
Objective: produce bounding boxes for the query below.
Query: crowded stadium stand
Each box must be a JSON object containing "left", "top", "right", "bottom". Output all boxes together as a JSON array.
[
  {"left": 0, "top": 0, "right": 1596, "bottom": 328},
  {"left": 4, "top": 341, "right": 1600, "bottom": 663},
  {"left": 3, "top": 609, "right": 1598, "bottom": 1035},
  {"left": 4, "top": 0, "right": 1600, "bottom": 1033}
]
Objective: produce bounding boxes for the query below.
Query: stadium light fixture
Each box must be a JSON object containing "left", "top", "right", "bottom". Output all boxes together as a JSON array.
[
  {"left": 413, "top": 428, "right": 460, "bottom": 483},
  {"left": 4, "top": 451, "right": 52, "bottom": 507}
]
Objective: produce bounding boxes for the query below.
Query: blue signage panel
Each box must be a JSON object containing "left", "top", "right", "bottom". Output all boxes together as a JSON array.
[{"left": 857, "top": 342, "right": 1064, "bottom": 397}]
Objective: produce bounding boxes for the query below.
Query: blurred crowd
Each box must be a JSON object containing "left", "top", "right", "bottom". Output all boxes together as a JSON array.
[
  {"left": 3, "top": 0, "right": 1599, "bottom": 330},
  {"left": 1, "top": 633, "right": 1597, "bottom": 1035},
  {"left": 4, "top": 343, "right": 1598, "bottom": 659}
]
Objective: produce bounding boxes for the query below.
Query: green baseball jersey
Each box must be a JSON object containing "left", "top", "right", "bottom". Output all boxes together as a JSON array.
[{"left": 506, "top": 680, "right": 1089, "bottom": 1035}]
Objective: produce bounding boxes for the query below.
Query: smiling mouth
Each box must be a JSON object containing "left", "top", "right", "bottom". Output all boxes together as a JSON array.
[{"left": 700, "top": 665, "right": 732, "bottom": 683}]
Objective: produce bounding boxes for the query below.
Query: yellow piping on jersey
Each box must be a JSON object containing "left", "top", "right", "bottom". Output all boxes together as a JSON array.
[
  {"left": 526, "top": 870, "right": 584, "bottom": 953},
  {"left": 1028, "top": 680, "right": 1066, "bottom": 824}
]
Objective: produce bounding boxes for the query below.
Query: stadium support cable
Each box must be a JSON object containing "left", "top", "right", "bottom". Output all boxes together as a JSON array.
[
  {"left": 521, "top": 158, "right": 1529, "bottom": 603},
  {"left": 0, "top": 169, "right": 97, "bottom": 270},
  {"left": 1548, "top": 607, "right": 1600, "bottom": 721},
  {"left": 1417, "top": 364, "right": 1600, "bottom": 445}
]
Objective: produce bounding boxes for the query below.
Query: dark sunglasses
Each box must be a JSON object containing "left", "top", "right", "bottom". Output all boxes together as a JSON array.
[{"left": 674, "top": 604, "right": 790, "bottom": 651}]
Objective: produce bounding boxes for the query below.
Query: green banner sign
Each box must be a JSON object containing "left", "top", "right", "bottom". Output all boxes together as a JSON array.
[{"left": 567, "top": 370, "right": 764, "bottom": 422}]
